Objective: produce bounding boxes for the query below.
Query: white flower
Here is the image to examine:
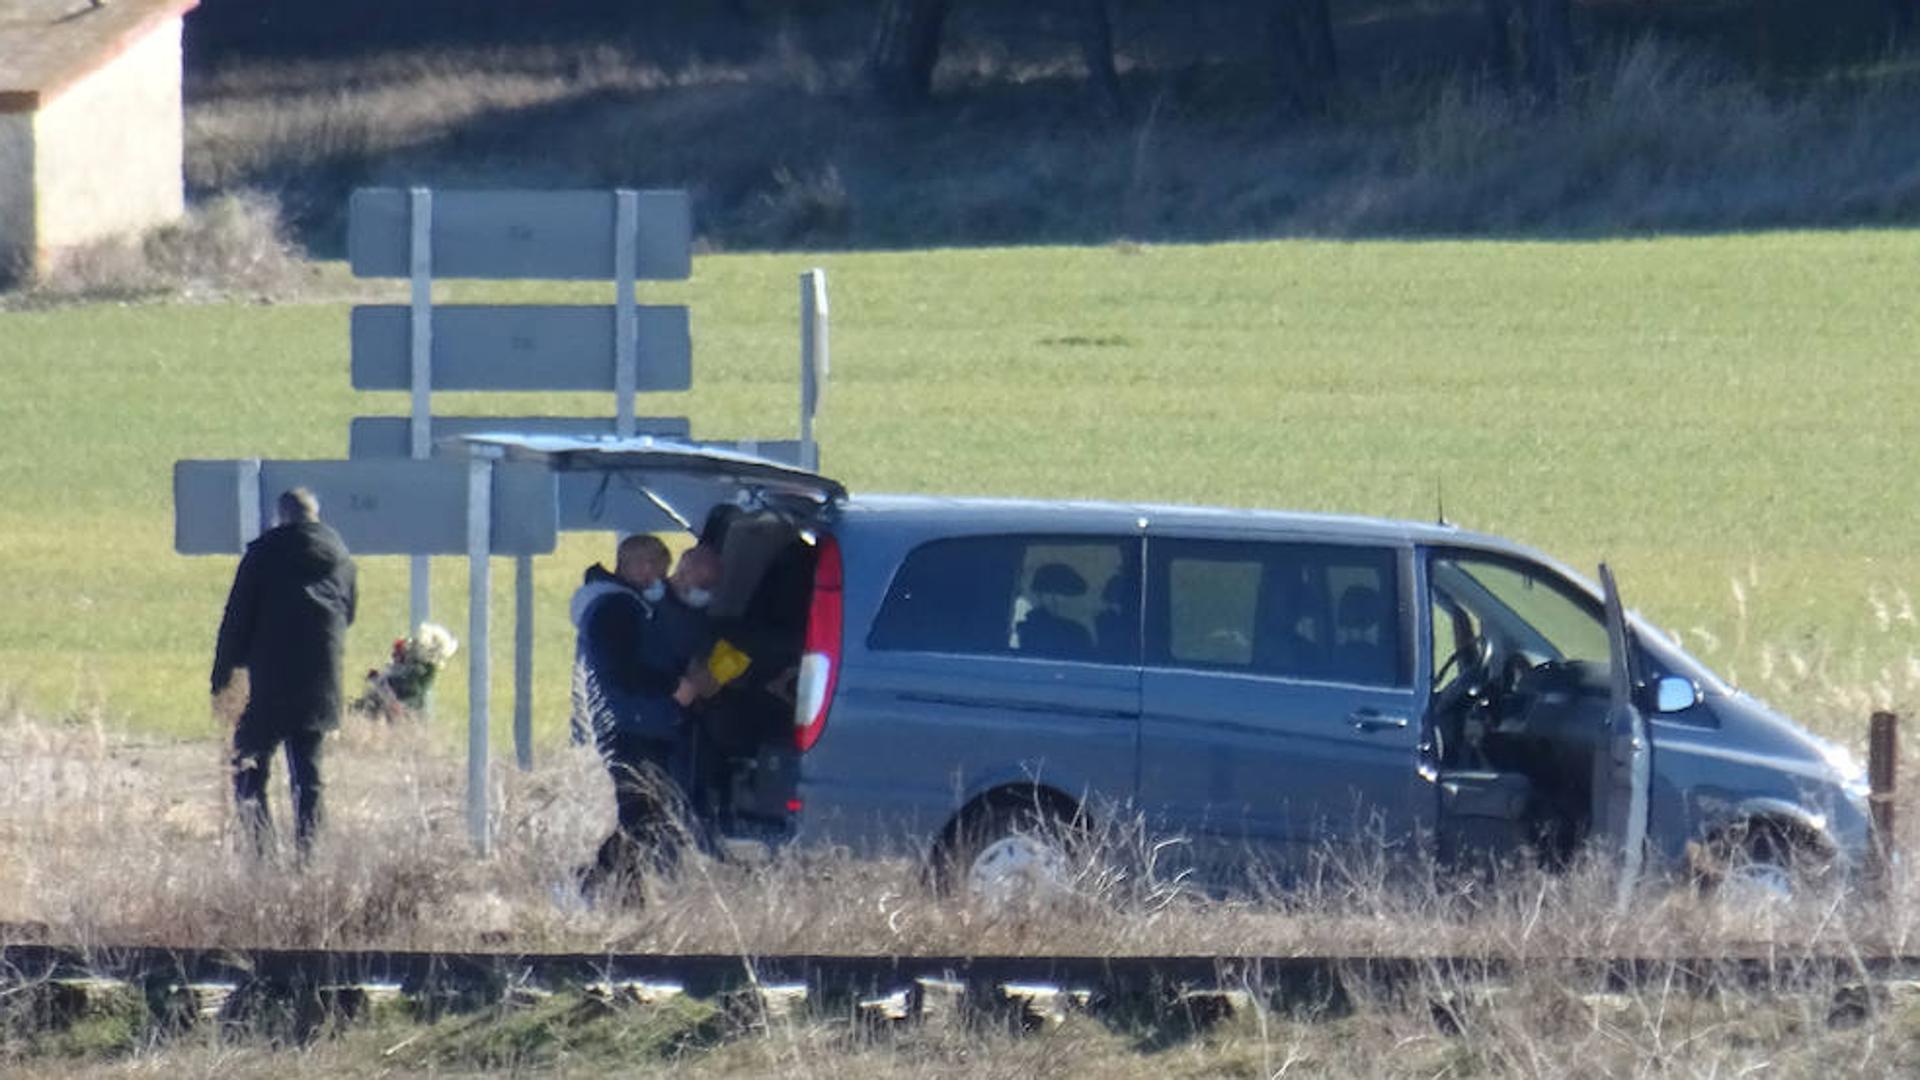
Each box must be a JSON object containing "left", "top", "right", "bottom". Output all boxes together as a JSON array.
[{"left": 415, "top": 623, "right": 459, "bottom": 666}]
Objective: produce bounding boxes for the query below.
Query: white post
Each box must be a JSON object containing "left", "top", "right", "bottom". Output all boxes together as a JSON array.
[
  {"left": 237, "top": 458, "right": 263, "bottom": 546},
  {"left": 409, "top": 187, "right": 434, "bottom": 634},
  {"left": 799, "top": 269, "right": 828, "bottom": 471},
  {"left": 466, "top": 450, "right": 495, "bottom": 855},
  {"left": 614, "top": 189, "right": 639, "bottom": 439},
  {"left": 513, "top": 553, "right": 533, "bottom": 771}
]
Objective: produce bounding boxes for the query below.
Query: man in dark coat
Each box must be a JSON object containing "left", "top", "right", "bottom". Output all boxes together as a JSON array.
[
  {"left": 571, "top": 534, "right": 709, "bottom": 898},
  {"left": 211, "top": 487, "right": 358, "bottom": 856}
]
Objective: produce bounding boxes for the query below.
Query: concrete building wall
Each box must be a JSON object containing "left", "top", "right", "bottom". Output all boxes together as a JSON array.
[
  {"left": 31, "top": 15, "right": 186, "bottom": 271},
  {"left": 0, "top": 114, "right": 33, "bottom": 281}
]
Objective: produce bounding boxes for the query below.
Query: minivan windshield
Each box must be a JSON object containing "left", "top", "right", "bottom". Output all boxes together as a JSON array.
[
  {"left": 1462, "top": 559, "right": 1608, "bottom": 663},
  {"left": 1431, "top": 556, "right": 1610, "bottom": 667},
  {"left": 1435, "top": 551, "right": 1732, "bottom": 698}
]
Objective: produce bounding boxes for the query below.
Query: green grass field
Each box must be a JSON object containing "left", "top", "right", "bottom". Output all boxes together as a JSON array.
[{"left": 3, "top": 231, "right": 1916, "bottom": 745}]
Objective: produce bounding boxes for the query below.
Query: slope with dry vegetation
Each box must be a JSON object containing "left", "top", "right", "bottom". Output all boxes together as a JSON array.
[{"left": 171, "top": 1, "right": 1920, "bottom": 258}]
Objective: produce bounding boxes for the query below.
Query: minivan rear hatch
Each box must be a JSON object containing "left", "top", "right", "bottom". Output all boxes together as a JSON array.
[{"left": 458, "top": 433, "right": 845, "bottom": 529}]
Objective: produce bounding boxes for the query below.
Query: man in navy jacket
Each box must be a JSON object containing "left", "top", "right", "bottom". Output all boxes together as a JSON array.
[{"left": 570, "top": 534, "right": 711, "bottom": 898}]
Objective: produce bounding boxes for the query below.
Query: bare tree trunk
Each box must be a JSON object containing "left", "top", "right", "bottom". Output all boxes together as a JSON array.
[
  {"left": 1076, "top": 0, "right": 1127, "bottom": 120},
  {"left": 1303, "top": 0, "right": 1337, "bottom": 84},
  {"left": 1520, "top": 0, "right": 1574, "bottom": 103},
  {"left": 1483, "top": 0, "right": 1515, "bottom": 87},
  {"left": 1889, "top": 0, "right": 1918, "bottom": 43},
  {"left": 1268, "top": 0, "right": 1338, "bottom": 117},
  {"left": 1483, "top": 0, "right": 1573, "bottom": 103},
  {"left": 868, "top": 0, "right": 954, "bottom": 106}
]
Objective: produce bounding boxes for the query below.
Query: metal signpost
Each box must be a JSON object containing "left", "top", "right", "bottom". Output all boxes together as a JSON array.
[
  {"left": 348, "top": 189, "right": 691, "bottom": 281},
  {"left": 177, "top": 188, "right": 831, "bottom": 855},
  {"left": 466, "top": 447, "right": 496, "bottom": 846},
  {"left": 173, "top": 456, "right": 559, "bottom": 856},
  {"left": 799, "top": 269, "right": 829, "bottom": 472},
  {"left": 173, "top": 459, "right": 556, "bottom": 557},
  {"left": 408, "top": 190, "right": 432, "bottom": 637},
  {"left": 349, "top": 305, "right": 692, "bottom": 393},
  {"left": 348, "top": 416, "right": 691, "bottom": 458},
  {"left": 347, "top": 187, "right": 694, "bottom": 774}
]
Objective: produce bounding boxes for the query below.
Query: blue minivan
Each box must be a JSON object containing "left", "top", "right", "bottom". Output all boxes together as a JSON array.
[{"left": 487, "top": 438, "right": 1872, "bottom": 898}]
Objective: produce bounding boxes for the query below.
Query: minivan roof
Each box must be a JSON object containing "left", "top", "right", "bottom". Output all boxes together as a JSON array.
[
  {"left": 449, "top": 433, "right": 1574, "bottom": 587},
  {"left": 842, "top": 493, "right": 1531, "bottom": 555},
  {"left": 843, "top": 493, "right": 1620, "bottom": 621},
  {"left": 842, "top": 492, "right": 1722, "bottom": 691}
]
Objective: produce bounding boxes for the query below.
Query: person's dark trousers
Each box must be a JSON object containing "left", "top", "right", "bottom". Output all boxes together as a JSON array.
[
  {"left": 232, "top": 716, "right": 325, "bottom": 858},
  {"left": 687, "top": 726, "right": 735, "bottom": 828},
  {"left": 582, "top": 727, "right": 687, "bottom": 899}
]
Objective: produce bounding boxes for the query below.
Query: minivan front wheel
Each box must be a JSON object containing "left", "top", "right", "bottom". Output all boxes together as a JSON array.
[
  {"left": 936, "top": 801, "right": 1083, "bottom": 907},
  {"left": 1700, "top": 820, "right": 1831, "bottom": 904}
]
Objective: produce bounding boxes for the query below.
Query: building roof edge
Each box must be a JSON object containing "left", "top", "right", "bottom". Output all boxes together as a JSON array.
[{"left": 0, "top": 0, "right": 200, "bottom": 114}]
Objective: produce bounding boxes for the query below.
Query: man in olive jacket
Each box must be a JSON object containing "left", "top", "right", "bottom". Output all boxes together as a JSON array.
[{"left": 211, "top": 487, "right": 358, "bottom": 856}]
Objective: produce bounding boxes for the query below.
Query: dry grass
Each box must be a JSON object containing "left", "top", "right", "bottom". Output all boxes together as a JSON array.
[
  {"left": 1, "top": 680, "right": 1912, "bottom": 962},
  {"left": 3, "top": 587, "right": 1917, "bottom": 1075},
  {"left": 1704, "top": 580, "right": 1920, "bottom": 739},
  {"left": 6, "top": 679, "right": 1920, "bottom": 1074},
  {"left": 9, "top": 194, "right": 314, "bottom": 309},
  {"left": 12, "top": 578, "right": 1914, "bottom": 962}
]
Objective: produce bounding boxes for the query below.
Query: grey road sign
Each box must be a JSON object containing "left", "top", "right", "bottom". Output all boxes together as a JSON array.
[
  {"left": 349, "top": 416, "right": 692, "bottom": 459},
  {"left": 349, "top": 189, "right": 692, "bottom": 281},
  {"left": 351, "top": 305, "right": 692, "bottom": 393},
  {"left": 173, "top": 459, "right": 557, "bottom": 556}
]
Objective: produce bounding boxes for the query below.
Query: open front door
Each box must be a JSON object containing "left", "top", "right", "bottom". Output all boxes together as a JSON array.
[{"left": 1593, "top": 563, "right": 1651, "bottom": 908}]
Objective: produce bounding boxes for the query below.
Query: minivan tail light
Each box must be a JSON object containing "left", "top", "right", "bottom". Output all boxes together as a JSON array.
[{"left": 795, "top": 533, "right": 842, "bottom": 752}]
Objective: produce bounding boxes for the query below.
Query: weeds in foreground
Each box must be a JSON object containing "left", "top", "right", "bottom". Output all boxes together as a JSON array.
[
  {"left": 0, "top": 691, "right": 1910, "bottom": 960},
  {"left": 3, "top": 676, "right": 1920, "bottom": 1074}
]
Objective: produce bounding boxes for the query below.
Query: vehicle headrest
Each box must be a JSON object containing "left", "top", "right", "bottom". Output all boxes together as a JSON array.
[
  {"left": 1337, "top": 584, "right": 1384, "bottom": 629},
  {"left": 1031, "top": 562, "right": 1089, "bottom": 598}
]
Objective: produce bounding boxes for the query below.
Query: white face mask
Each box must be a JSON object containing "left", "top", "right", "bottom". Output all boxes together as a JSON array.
[
  {"left": 681, "top": 587, "right": 712, "bottom": 610},
  {"left": 640, "top": 580, "right": 667, "bottom": 604}
]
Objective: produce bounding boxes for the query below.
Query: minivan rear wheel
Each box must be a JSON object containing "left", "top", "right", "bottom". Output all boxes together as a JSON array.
[{"left": 936, "top": 801, "right": 1083, "bottom": 906}]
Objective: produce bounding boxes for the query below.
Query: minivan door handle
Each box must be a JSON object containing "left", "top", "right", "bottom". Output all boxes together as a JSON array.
[{"left": 1348, "top": 709, "right": 1410, "bottom": 733}]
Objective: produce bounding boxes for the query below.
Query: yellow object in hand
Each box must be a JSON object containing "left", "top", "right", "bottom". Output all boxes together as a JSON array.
[{"left": 707, "top": 638, "right": 752, "bottom": 688}]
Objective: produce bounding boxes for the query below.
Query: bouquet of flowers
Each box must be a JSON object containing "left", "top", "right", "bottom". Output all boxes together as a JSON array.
[{"left": 352, "top": 623, "right": 458, "bottom": 721}]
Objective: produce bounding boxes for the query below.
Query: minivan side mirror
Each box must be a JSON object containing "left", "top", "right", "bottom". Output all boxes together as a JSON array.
[{"left": 1652, "top": 675, "right": 1700, "bottom": 714}]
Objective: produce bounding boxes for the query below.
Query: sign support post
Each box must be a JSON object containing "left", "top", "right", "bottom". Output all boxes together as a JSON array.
[
  {"left": 466, "top": 448, "right": 496, "bottom": 855},
  {"left": 614, "top": 189, "right": 639, "bottom": 440},
  {"left": 799, "top": 269, "right": 828, "bottom": 472},
  {"left": 513, "top": 554, "right": 534, "bottom": 772},
  {"left": 339, "top": 185, "right": 703, "bottom": 781},
  {"left": 408, "top": 187, "right": 434, "bottom": 635},
  {"left": 237, "top": 458, "right": 263, "bottom": 545}
]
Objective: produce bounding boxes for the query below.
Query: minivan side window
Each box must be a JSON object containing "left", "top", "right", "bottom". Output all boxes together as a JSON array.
[
  {"left": 1148, "top": 539, "right": 1407, "bottom": 687},
  {"left": 868, "top": 536, "right": 1141, "bottom": 663}
]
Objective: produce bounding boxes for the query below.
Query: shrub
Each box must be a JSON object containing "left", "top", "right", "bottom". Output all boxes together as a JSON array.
[{"left": 13, "top": 193, "right": 309, "bottom": 308}]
